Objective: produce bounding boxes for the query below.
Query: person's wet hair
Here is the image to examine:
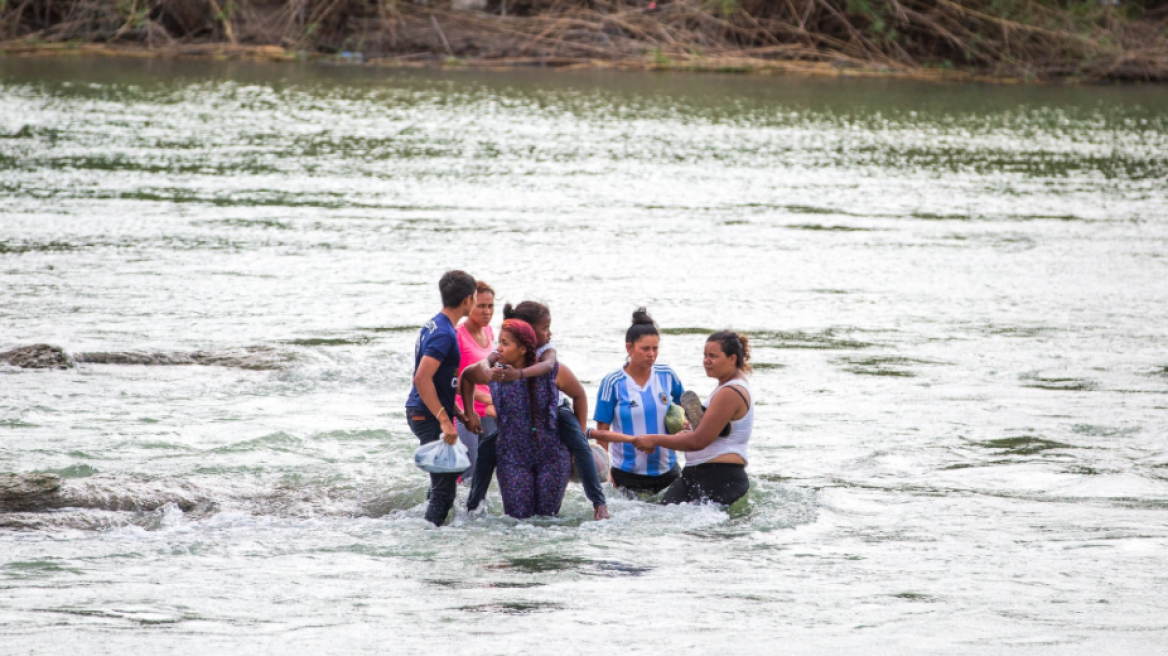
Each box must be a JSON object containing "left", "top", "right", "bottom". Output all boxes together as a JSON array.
[
  {"left": 502, "top": 300, "right": 550, "bottom": 327},
  {"left": 475, "top": 280, "right": 495, "bottom": 297},
  {"left": 707, "top": 330, "right": 752, "bottom": 373},
  {"left": 625, "top": 307, "right": 659, "bottom": 345},
  {"left": 500, "top": 319, "right": 548, "bottom": 432},
  {"left": 439, "top": 270, "right": 477, "bottom": 308}
]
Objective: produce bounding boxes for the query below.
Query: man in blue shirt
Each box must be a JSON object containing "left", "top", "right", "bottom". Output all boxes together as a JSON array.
[{"left": 406, "top": 270, "right": 477, "bottom": 526}]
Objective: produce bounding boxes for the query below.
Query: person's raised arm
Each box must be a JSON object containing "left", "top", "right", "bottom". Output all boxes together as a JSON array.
[
  {"left": 634, "top": 385, "right": 748, "bottom": 453},
  {"left": 554, "top": 363, "right": 588, "bottom": 429},
  {"left": 491, "top": 346, "right": 557, "bottom": 383},
  {"left": 414, "top": 356, "right": 458, "bottom": 444}
]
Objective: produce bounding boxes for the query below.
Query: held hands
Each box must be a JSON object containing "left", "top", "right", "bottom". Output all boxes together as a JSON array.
[
  {"left": 632, "top": 435, "right": 658, "bottom": 453},
  {"left": 489, "top": 365, "right": 522, "bottom": 383},
  {"left": 464, "top": 410, "right": 483, "bottom": 435}
]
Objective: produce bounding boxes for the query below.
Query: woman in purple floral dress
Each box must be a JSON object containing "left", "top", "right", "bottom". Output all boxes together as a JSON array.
[{"left": 459, "top": 318, "right": 586, "bottom": 518}]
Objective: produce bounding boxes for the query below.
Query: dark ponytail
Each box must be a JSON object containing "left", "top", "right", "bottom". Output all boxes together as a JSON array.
[
  {"left": 708, "top": 331, "right": 752, "bottom": 373},
  {"left": 502, "top": 301, "right": 550, "bottom": 327},
  {"left": 625, "top": 307, "right": 659, "bottom": 345}
]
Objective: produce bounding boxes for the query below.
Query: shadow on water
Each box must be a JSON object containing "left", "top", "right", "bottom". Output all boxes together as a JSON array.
[
  {"left": 751, "top": 362, "right": 786, "bottom": 371},
  {"left": 279, "top": 337, "right": 374, "bottom": 347},
  {"left": 359, "top": 325, "right": 421, "bottom": 334},
  {"left": 458, "top": 601, "right": 563, "bottom": 615},
  {"left": 976, "top": 435, "right": 1077, "bottom": 455},
  {"left": 1020, "top": 373, "right": 1100, "bottom": 391},
  {"left": 983, "top": 324, "right": 1057, "bottom": 338},
  {"left": 660, "top": 327, "right": 716, "bottom": 335},
  {"left": 1071, "top": 424, "right": 1141, "bottom": 438},
  {"left": 752, "top": 329, "right": 873, "bottom": 350},
  {"left": 2, "top": 560, "right": 84, "bottom": 577},
  {"left": 0, "top": 241, "right": 77, "bottom": 254},
  {"left": 890, "top": 592, "right": 939, "bottom": 602},
  {"left": 193, "top": 218, "right": 293, "bottom": 230},
  {"left": 425, "top": 578, "right": 543, "bottom": 589},
  {"left": 492, "top": 555, "right": 652, "bottom": 577},
  {"left": 361, "top": 488, "right": 429, "bottom": 517},
  {"left": 660, "top": 327, "right": 871, "bottom": 350},
  {"left": 835, "top": 356, "right": 944, "bottom": 377},
  {"left": 208, "top": 431, "right": 302, "bottom": 454},
  {"left": 41, "top": 464, "right": 99, "bottom": 479},
  {"left": 786, "top": 223, "right": 876, "bottom": 232},
  {"left": 33, "top": 606, "right": 187, "bottom": 625}
]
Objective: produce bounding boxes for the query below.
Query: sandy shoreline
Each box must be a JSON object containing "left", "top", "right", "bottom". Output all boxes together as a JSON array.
[{"left": 1, "top": 41, "right": 1038, "bottom": 85}]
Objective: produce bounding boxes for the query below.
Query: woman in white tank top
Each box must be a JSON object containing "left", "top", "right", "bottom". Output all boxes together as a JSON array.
[{"left": 632, "top": 331, "right": 753, "bottom": 506}]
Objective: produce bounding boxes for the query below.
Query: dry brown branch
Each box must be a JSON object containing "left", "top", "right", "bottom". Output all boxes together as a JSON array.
[
  {"left": 206, "top": 0, "right": 236, "bottom": 43},
  {"left": 2, "top": 0, "right": 1166, "bottom": 81}
]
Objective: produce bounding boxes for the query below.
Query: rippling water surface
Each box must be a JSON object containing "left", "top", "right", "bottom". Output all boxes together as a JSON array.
[{"left": 2, "top": 57, "right": 1168, "bottom": 653}]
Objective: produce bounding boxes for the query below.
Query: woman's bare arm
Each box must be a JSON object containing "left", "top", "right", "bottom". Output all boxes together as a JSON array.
[
  {"left": 458, "top": 361, "right": 492, "bottom": 433},
  {"left": 590, "top": 423, "right": 636, "bottom": 444},
  {"left": 635, "top": 385, "right": 749, "bottom": 452},
  {"left": 492, "top": 347, "right": 556, "bottom": 382},
  {"left": 554, "top": 363, "right": 588, "bottom": 429}
]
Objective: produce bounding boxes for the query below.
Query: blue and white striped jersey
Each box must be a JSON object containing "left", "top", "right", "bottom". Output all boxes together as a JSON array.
[{"left": 593, "top": 364, "right": 685, "bottom": 476}]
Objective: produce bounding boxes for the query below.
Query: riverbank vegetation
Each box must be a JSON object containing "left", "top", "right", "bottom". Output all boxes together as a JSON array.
[{"left": 2, "top": 0, "right": 1166, "bottom": 81}]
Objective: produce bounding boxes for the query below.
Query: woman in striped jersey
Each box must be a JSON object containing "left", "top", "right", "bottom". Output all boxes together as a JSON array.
[{"left": 589, "top": 308, "right": 687, "bottom": 495}]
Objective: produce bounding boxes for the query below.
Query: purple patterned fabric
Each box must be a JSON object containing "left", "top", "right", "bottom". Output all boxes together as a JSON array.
[{"left": 489, "top": 362, "right": 570, "bottom": 518}]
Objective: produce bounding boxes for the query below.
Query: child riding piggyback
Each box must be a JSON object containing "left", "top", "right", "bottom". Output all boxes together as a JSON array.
[{"left": 464, "top": 301, "right": 611, "bottom": 520}]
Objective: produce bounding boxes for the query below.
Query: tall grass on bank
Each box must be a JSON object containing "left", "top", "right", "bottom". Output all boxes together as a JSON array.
[{"left": 2, "top": 0, "right": 1167, "bottom": 80}]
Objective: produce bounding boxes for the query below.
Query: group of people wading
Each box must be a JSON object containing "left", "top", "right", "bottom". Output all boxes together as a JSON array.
[{"left": 405, "top": 270, "right": 754, "bottom": 526}]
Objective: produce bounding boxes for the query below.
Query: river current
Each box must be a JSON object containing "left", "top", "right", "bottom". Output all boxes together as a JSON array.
[{"left": 2, "top": 58, "right": 1167, "bottom": 654}]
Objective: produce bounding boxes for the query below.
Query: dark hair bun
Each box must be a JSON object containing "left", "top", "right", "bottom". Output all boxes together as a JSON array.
[
  {"left": 738, "top": 333, "right": 752, "bottom": 366},
  {"left": 507, "top": 301, "right": 551, "bottom": 327},
  {"left": 631, "top": 307, "right": 655, "bottom": 325},
  {"left": 625, "top": 307, "right": 660, "bottom": 344}
]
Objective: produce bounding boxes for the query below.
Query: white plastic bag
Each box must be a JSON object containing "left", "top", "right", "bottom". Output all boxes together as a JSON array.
[{"left": 414, "top": 439, "right": 471, "bottom": 474}]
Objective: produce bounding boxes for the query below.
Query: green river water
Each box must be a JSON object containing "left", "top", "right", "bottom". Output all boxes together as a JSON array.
[{"left": 2, "top": 57, "right": 1167, "bottom": 654}]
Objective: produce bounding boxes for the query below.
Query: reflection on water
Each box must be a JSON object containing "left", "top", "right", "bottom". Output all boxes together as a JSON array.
[{"left": 1, "top": 57, "right": 1167, "bottom": 654}]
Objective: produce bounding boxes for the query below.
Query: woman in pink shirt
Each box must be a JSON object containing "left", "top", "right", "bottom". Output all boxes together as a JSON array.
[{"left": 455, "top": 280, "right": 496, "bottom": 480}]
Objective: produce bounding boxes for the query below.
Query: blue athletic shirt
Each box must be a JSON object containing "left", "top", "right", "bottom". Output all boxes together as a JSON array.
[
  {"left": 405, "top": 312, "right": 461, "bottom": 421},
  {"left": 594, "top": 364, "right": 685, "bottom": 476}
]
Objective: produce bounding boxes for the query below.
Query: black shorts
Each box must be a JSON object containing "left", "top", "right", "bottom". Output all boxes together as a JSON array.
[
  {"left": 661, "top": 463, "right": 749, "bottom": 506},
  {"left": 610, "top": 465, "right": 680, "bottom": 494}
]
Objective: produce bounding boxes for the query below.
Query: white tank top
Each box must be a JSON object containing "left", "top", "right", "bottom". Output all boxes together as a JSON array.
[{"left": 685, "top": 378, "right": 752, "bottom": 467}]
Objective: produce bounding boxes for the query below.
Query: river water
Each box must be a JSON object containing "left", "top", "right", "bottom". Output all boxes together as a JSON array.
[{"left": 2, "top": 57, "right": 1167, "bottom": 654}]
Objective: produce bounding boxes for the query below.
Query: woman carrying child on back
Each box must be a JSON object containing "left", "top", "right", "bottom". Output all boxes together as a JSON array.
[
  {"left": 459, "top": 319, "right": 585, "bottom": 519},
  {"left": 465, "top": 301, "right": 613, "bottom": 520}
]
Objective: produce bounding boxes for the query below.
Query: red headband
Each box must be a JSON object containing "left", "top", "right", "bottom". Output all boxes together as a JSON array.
[{"left": 501, "top": 319, "right": 538, "bottom": 352}]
